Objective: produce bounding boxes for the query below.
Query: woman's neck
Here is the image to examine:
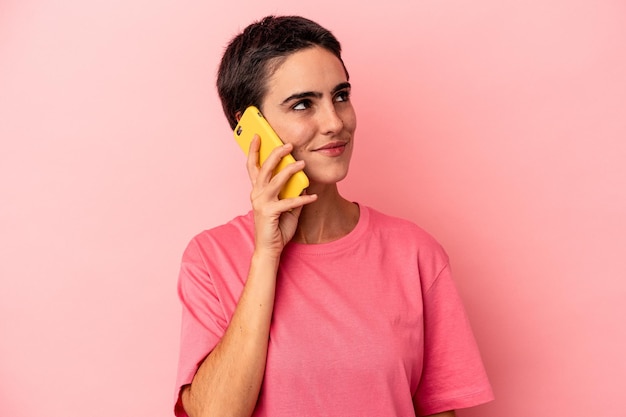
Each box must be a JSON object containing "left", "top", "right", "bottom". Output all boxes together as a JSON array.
[{"left": 293, "top": 185, "right": 359, "bottom": 244}]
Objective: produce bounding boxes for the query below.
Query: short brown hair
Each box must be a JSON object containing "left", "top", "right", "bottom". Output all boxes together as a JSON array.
[{"left": 217, "top": 15, "right": 348, "bottom": 129}]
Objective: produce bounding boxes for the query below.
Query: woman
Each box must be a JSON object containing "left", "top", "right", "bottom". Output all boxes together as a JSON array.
[{"left": 174, "top": 15, "right": 493, "bottom": 417}]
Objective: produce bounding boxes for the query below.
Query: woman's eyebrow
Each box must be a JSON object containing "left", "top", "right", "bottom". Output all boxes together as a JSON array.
[
  {"left": 332, "top": 82, "right": 351, "bottom": 94},
  {"left": 281, "top": 91, "right": 322, "bottom": 105},
  {"left": 281, "top": 82, "right": 352, "bottom": 105}
]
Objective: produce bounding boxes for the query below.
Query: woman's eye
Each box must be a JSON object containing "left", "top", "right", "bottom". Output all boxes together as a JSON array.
[
  {"left": 335, "top": 90, "right": 350, "bottom": 102},
  {"left": 292, "top": 100, "right": 311, "bottom": 111}
]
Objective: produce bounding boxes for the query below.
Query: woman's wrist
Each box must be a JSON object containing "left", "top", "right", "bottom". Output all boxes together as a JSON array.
[{"left": 251, "top": 247, "right": 283, "bottom": 268}]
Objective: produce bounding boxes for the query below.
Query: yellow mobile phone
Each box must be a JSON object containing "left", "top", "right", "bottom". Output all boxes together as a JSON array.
[{"left": 233, "top": 106, "right": 309, "bottom": 199}]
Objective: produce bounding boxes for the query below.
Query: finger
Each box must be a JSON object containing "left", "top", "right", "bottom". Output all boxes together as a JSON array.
[
  {"left": 250, "top": 191, "right": 316, "bottom": 224},
  {"left": 261, "top": 159, "right": 306, "bottom": 198},
  {"left": 256, "top": 143, "right": 294, "bottom": 185},
  {"left": 246, "top": 135, "right": 261, "bottom": 183},
  {"left": 268, "top": 158, "right": 305, "bottom": 186},
  {"left": 275, "top": 192, "right": 318, "bottom": 212}
]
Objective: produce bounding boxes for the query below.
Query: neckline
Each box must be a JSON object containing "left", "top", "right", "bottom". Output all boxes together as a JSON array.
[{"left": 283, "top": 204, "right": 369, "bottom": 256}]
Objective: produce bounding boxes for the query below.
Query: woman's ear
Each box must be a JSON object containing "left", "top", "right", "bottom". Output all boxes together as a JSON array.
[{"left": 235, "top": 111, "right": 243, "bottom": 122}]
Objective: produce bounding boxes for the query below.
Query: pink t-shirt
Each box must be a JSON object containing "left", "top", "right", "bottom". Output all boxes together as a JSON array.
[{"left": 174, "top": 205, "right": 493, "bottom": 416}]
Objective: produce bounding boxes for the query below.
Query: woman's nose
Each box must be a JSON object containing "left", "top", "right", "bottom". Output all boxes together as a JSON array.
[{"left": 320, "top": 103, "right": 344, "bottom": 134}]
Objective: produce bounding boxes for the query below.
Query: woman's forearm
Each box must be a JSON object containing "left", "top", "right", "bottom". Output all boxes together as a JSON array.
[{"left": 181, "top": 250, "right": 280, "bottom": 417}]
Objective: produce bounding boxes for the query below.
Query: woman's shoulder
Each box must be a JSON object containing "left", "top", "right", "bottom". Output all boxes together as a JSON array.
[
  {"left": 182, "top": 211, "right": 255, "bottom": 258},
  {"left": 361, "top": 206, "right": 451, "bottom": 288},
  {"left": 363, "top": 206, "right": 440, "bottom": 241}
]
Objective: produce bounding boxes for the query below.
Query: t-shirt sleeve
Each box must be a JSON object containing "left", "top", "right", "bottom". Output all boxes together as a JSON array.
[
  {"left": 414, "top": 263, "right": 494, "bottom": 416},
  {"left": 173, "top": 237, "right": 228, "bottom": 417}
]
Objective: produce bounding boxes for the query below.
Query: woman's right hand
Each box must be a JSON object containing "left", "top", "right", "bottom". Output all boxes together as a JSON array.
[{"left": 246, "top": 135, "right": 317, "bottom": 257}]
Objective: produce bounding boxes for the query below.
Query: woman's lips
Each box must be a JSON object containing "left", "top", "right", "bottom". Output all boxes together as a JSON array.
[{"left": 313, "top": 141, "right": 348, "bottom": 156}]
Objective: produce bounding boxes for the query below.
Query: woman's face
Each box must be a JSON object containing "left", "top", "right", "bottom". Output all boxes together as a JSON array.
[{"left": 260, "top": 46, "right": 357, "bottom": 190}]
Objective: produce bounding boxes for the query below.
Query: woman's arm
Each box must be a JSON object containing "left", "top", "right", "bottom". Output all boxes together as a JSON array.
[
  {"left": 180, "top": 139, "right": 316, "bottom": 417},
  {"left": 180, "top": 250, "right": 280, "bottom": 417}
]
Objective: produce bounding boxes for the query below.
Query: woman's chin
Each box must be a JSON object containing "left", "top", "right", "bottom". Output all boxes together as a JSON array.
[{"left": 306, "top": 168, "right": 350, "bottom": 186}]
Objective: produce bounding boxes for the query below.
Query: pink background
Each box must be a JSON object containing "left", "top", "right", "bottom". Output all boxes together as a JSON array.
[{"left": 1, "top": 1, "right": 625, "bottom": 416}]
